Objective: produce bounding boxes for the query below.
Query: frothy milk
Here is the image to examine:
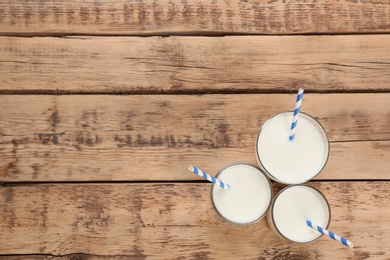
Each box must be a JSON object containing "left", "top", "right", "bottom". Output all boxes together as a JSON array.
[
  {"left": 268, "top": 185, "right": 330, "bottom": 243},
  {"left": 256, "top": 112, "right": 329, "bottom": 184},
  {"left": 211, "top": 164, "right": 272, "bottom": 224}
]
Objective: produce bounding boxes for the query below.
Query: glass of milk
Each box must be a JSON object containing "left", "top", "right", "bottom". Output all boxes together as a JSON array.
[
  {"left": 267, "top": 185, "right": 331, "bottom": 243},
  {"left": 256, "top": 112, "right": 329, "bottom": 184},
  {"left": 211, "top": 163, "right": 273, "bottom": 225}
]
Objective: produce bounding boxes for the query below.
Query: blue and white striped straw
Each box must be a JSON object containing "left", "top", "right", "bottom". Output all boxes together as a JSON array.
[
  {"left": 188, "top": 165, "right": 230, "bottom": 190},
  {"left": 289, "top": 88, "right": 304, "bottom": 141},
  {"left": 306, "top": 220, "right": 354, "bottom": 248}
]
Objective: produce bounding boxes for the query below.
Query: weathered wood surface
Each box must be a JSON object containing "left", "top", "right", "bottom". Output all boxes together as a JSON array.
[
  {"left": 1, "top": 36, "right": 390, "bottom": 93},
  {"left": 0, "top": 255, "right": 136, "bottom": 260},
  {"left": 1, "top": 0, "right": 390, "bottom": 36},
  {"left": 1, "top": 0, "right": 389, "bottom": 259},
  {"left": 1, "top": 94, "right": 389, "bottom": 182},
  {"left": 0, "top": 182, "right": 388, "bottom": 259}
]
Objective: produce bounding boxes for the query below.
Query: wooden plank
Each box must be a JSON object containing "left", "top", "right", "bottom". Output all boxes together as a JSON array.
[
  {"left": 1, "top": 36, "right": 390, "bottom": 93},
  {"left": 0, "top": 182, "right": 388, "bottom": 258},
  {"left": 1, "top": 94, "right": 389, "bottom": 182},
  {"left": 0, "top": 255, "right": 134, "bottom": 260},
  {"left": 0, "top": 0, "right": 389, "bottom": 35}
]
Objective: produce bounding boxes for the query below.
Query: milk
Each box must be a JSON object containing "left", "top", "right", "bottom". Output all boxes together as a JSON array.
[
  {"left": 256, "top": 112, "right": 329, "bottom": 184},
  {"left": 268, "top": 185, "right": 330, "bottom": 243},
  {"left": 211, "top": 163, "right": 272, "bottom": 224}
]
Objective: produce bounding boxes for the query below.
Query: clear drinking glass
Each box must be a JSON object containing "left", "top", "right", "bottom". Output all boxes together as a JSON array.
[
  {"left": 211, "top": 163, "right": 273, "bottom": 225},
  {"left": 256, "top": 112, "right": 330, "bottom": 184},
  {"left": 267, "top": 185, "right": 331, "bottom": 243}
]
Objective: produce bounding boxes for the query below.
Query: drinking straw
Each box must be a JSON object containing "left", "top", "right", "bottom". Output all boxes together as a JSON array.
[
  {"left": 188, "top": 165, "right": 230, "bottom": 190},
  {"left": 289, "top": 88, "right": 304, "bottom": 141},
  {"left": 306, "top": 220, "right": 354, "bottom": 248}
]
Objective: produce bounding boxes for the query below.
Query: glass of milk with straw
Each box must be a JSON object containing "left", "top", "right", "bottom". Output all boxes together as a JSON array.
[
  {"left": 267, "top": 184, "right": 354, "bottom": 247},
  {"left": 267, "top": 185, "right": 331, "bottom": 243},
  {"left": 189, "top": 163, "right": 272, "bottom": 225},
  {"left": 256, "top": 89, "right": 330, "bottom": 184}
]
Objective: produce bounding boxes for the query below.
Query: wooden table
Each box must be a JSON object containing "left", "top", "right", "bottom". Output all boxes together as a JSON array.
[{"left": 1, "top": 1, "right": 390, "bottom": 259}]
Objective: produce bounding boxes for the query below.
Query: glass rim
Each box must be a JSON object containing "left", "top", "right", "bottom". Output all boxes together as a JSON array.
[
  {"left": 269, "top": 184, "right": 331, "bottom": 243},
  {"left": 210, "top": 162, "right": 273, "bottom": 225},
  {"left": 255, "top": 111, "right": 330, "bottom": 184}
]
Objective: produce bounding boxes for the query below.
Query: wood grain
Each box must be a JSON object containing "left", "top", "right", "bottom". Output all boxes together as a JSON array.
[
  {"left": 0, "top": 0, "right": 389, "bottom": 36},
  {"left": 1, "top": 35, "right": 390, "bottom": 93},
  {"left": 0, "top": 255, "right": 137, "bottom": 260},
  {"left": 0, "top": 182, "right": 388, "bottom": 259},
  {"left": 1, "top": 0, "right": 388, "bottom": 259},
  {"left": 1, "top": 94, "right": 389, "bottom": 182}
]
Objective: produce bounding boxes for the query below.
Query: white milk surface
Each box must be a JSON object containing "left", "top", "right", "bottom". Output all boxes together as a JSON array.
[
  {"left": 212, "top": 164, "right": 272, "bottom": 224},
  {"left": 272, "top": 186, "right": 330, "bottom": 242},
  {"left": 257, "top": 112, "right": 328, "bottom": 184}
]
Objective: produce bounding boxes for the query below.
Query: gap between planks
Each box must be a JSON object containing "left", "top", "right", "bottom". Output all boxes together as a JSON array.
[
  {"left": 2, "top": 89, "right": 390, "bottom": 95},
  {"left": 2, "top": 179, "right": 390, "bottom": 187},
  {"left": 3, "top": 31, "right": 390, "bottom": 38}
]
